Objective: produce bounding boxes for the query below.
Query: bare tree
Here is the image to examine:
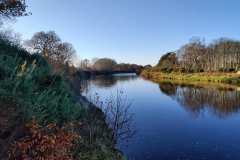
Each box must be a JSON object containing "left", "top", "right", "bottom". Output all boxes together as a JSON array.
[
  {"left": 170, "top": 37, "right": 240, "bottom": 73},
  {"left": 79, "top": 59, "right": 90, "bottom": 70},
  {"left": 25, "top": 31, "right": 61, "bottom": 58},
  {"left": 178, "top": 38, "right": 206, "bottom": 72},
  {"left": 157, "top": 52, "right": 178, "bottom": 72},
  {"left": 55, "top": 42, "right": 76, "bottom": 65},
  {"left": 92, "top": 91, "right": 136, "bottom": 143},
  {"left": 26, "top": 31, "right": 77, "bottom": 73},
  {"left": 105, "top": 90, "right": 135, "bottom": 142}
]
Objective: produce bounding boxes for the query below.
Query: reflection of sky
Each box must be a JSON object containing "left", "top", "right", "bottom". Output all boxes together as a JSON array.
[{"left": 84, "top": 75, "right": 240, "bottom": 160}]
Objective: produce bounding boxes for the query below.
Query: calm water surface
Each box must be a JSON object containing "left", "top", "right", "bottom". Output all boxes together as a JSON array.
[{"left": 83, "top": 74, "right": 240, "bottom": 160}]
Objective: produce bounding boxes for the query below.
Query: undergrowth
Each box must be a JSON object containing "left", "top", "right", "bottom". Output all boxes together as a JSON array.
[
  {"left": 0, "top": 37, "right": 124, "bottom": 159},
  {"left": 0, "top": 39, "right": 83, "bottom": 125}
]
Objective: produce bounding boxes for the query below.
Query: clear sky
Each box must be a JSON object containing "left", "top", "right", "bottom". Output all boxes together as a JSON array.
[{"left": 10, "top": 0, "right": 240, "bottom": 65}]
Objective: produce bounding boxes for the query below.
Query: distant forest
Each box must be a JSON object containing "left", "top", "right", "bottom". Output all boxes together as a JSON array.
[{"left": 157, "top": 38, "right": 240, "bottom": 73}]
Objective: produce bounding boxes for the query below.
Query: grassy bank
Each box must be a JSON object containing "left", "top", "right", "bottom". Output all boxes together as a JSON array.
[
  {"left": 141, "top": 69, "right": 240, "bottom": 87},
  {"left": 0, "top": 38, "right": 124, "bottom": 159}
]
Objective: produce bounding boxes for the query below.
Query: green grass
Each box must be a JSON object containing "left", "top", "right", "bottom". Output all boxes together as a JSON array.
[{"left": 141, "top": 69, "right": 240, "bottom": 87}]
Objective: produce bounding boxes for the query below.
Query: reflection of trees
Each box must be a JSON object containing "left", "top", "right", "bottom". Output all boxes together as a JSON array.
[
  {"left": 158, "top": 82, "right": 177, "bottom": 96},
  {"left": 91, "top": 76, "right": 117, "bottom": 88},
  {"left": 159, "top": 82, "right": 240, "bottom": 117},
  {"left": 80, "top": 75, "right": 137, "bottom": 143},
  {"left": 67, "top": 74, "right": 90, "bottom": 95},
  {"left": 78, "top": 74, "right": 137, "bottom": 94},
  {"left": 91, "top": 74, "right": 137, "bottom": 88},
  {"left": 79, "top": 79, "right": 90, "bottom": 93}
]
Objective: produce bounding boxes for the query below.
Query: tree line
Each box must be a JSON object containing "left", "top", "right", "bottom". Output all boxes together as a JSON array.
[
  {"left": 1, "top": 29, "right": 144, "bottom": 76},
  {"left": 78, "top": 57, "right": 145, "bottom": 74},
  {"left": 1, "top": 1, "right": 144, "bottom": 76},
  {"left": 157, "top": 38, "right": 240, "bottom": 73}
]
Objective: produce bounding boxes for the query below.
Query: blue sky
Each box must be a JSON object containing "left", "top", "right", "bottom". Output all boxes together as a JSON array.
[{"left": 11, "top": 0, "right": 240, "bottom": 65}]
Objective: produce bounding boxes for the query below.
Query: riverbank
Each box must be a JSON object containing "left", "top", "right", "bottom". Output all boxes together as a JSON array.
[
  {"left": 0, "top": 39, "right": 124, "bottom": 159},
  {"left": 141, "top": 69, "right": 240, "bottom": 87}
]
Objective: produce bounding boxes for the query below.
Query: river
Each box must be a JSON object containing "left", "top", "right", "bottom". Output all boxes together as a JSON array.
[{"left": 83, "top": 73, "right": 240, "bottom": 160}]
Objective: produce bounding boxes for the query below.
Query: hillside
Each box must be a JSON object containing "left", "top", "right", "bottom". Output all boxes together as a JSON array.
[{"left": 0, "top": 37, "right": 123, "bottom": 160}]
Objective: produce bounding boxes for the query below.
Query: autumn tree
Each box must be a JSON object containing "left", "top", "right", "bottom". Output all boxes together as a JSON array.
[
  {"left": 10, "top": 120, "right": 79, "bottom": 160},
  {"left": 210, "top": 39, "right": 240, "bottom": 71},
  {"left": 25, "top": 31, "right": 61, "bottom": 58},
  {"left": 155, "top": 37, "right": 240, "bottom": 73},
  {"left": 178, "top": 38, "right": 206, "bottom": 72},
  {"left": 176, "top": 38, "right": 238, "bottom": 72},
  {"left": 93, "top": 58, "right": 117, "bottom": 72},
  {"left": 157, "top": 52, "right": 178, "bottom": 72},
  {"left": 26, "top": 31, "right": 76, "bottom": 68}
]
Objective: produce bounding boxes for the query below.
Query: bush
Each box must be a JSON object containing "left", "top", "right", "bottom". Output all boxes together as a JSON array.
[
  {"left": 160, "top": 67, "right": 173, "bottom": 73},
  {"left": 0, "top": 36, "right": 124, "bottom": 160},
  {"left": 0, "top": 40, "right": 83, "bottom": 125},
  {"left": 10, "top": 120, "right": 80, "bottom": 160}
]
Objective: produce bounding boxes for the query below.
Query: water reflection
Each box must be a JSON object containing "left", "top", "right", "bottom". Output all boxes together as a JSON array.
[
  {"left": 91, "top": 74, "right": 138, "bottom": 88},
  {"left": 159, "top": 82, "right": 240, "bottom": 117},
  {"left": 80, "top": 74, "right": 138, "bottom": 93},
  {"left": 82, "top": 74, "right": 137, "bottom": 144},
  {"left": 96, "top": 90, "right": 136, "bottom": 144},
  {"left": 83, "top": 75, "right": 240, "bottom": 160}
]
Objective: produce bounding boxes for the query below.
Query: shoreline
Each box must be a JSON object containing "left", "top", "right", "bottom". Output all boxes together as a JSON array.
[
  {"left": 141, "top": 70, "right": 240, "bottom": 89},
  {"left": 0, "top": 41, "right": 124, "bottom": 159}
]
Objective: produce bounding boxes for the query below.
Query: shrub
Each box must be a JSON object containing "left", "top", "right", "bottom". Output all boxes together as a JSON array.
[
  {"left": 0, "top": 36, "right": 123, "bottom": 160},
  {"left": 0, "top": 40, "right": 83, "bottom": 125},
  {"left": 9, "top": 120, "right": 80, "bottom": 160}
]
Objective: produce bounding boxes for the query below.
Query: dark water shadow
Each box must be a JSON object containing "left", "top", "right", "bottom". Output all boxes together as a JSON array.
[{"left": 91, "top": 74, "right": 138, "bottom": 88}]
